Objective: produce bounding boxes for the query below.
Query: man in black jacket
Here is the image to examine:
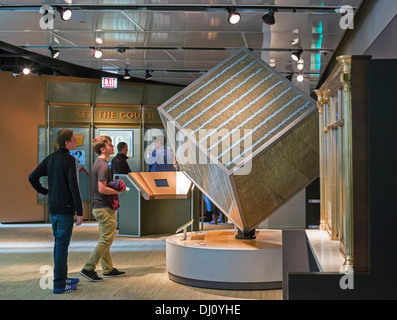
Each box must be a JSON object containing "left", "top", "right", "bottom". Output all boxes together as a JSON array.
[
  {"left": 28, "top": 129, "right": 83, "bottom": 294},
  {"left": 111, "top": 142, "right": 131, "bottom": 176},
  {"left": 111, "top": 142, "right": 131, "bottom": 229}
]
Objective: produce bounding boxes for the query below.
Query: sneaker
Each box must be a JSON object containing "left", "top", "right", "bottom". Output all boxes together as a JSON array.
[
  {"left": 53, "top": 284, "right": 77, "bottom": 294},
  {"left": 66, "top": 278, "right": 79, "bottom": 285},
  {"left": 103, "top": 268, "right": 126, "bottom": 278},
  {"left": 79, "top": 269, "right": 103, "bottom": 282}
]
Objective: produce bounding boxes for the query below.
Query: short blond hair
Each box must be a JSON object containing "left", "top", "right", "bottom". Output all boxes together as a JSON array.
[{"left": 92, "top": 136, "right": 111, "bottom": 155}]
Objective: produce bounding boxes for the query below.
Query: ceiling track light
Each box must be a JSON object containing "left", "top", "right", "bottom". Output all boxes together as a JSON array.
[
  {"left": 22, "top": 67, "right": 30, "bottom": 75},
  {"left": 0, "top": 5, "right": 356, "bottom": 15},
  {"left": 49, "top": 46, "right": 60, "bottom": 58},
  {"left": 116, "top": 47, "right": 127, "bottom": 54},
  {"left": 285, "top": 72, "right": 294, "bottom": 82},
  {"left": 92, "top": 47, "right": 103, "bottom": 59},
  {"left": 297, "top": 73, "right": 304, "bottom": 82},
  {"left": 123, "top": 69, "right": 131, "bottom": 80},
  {"left": 145, "top": 70, "right": 152, "bottom": 80},
  {"left": 227, "top": 8, "right": 241, "bottom": 25},
  {"left": 95, "top": 36, "right": 104, "bottom": 45},
  {"left": 56, "top": 7, "right": 73, "bottom": 21},
  {"left": 291, "top": 49, "right": 303, "bottom": 62},
  {"left": 262, "top": 8, "right": 276, "bottom": 25},
  {"left": 297, "top": 59, "right": 304, "bottom": 71}
]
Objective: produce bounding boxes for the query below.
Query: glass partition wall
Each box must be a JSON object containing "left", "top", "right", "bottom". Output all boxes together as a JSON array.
[{"left": 41, "top": 81, "right": 183, "bottom": 221}]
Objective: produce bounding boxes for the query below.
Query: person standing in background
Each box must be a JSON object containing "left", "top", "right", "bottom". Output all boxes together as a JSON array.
[
  {"left": 146, "top": 136, "right": 175, "bottom": 172},
  {"left": 111, "top": 142, "right": 131, "bottom": 176},
  {"left": 111, "top": 142, "right": 131, "bottom": 229},
  {"left": 28, "top": 128, "right": 83, "bottom": 294}
]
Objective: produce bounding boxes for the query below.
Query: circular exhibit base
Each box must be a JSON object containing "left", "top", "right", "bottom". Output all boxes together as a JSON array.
[{"left": 166, "top": 229, "right": 282, "bottom": 290}]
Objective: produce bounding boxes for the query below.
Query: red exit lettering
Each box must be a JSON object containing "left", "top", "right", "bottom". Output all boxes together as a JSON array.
[{"left": 101, "top": 77, "right": 118, "bottom": 89}]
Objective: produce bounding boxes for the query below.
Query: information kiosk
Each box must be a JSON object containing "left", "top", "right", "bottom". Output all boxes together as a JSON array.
[{"left": 116, "top": 172, "right": 199, "bottom": 237}]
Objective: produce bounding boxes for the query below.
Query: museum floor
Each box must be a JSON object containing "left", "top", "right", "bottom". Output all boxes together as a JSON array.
[{"left": 0, "top": 222, "right": 282, "bottom": 300}]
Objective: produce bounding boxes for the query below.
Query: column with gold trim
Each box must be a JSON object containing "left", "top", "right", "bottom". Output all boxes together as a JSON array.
[
  {"left": 337, "top": 55, "right": 354, "bottom": 271},
  {"left": 315, "top": 89, "right": 327, "bottom": 231}
]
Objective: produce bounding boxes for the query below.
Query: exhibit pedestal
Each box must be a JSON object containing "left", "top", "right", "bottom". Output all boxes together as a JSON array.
[
  {"left": 116, "top": 172, "right": 199, "bottom": 237},
  {"left": 166, "top": 229, "right": 282, "bottom": 290}
]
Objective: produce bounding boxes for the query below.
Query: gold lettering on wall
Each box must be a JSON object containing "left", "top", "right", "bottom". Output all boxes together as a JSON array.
[
  {"left": 76, "top": 111, "right": 93, "bottom": 119},
  {"left": 75, "top": 110, "right": 157, "bottom": 121}
]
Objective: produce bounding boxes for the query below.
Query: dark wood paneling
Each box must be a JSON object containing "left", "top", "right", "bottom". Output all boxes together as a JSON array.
[{"left": 351, "top": 56, "right": 371, "bottom": 273}]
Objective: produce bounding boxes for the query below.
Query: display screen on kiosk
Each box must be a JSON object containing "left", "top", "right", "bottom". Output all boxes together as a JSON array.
[{"left": 154, "top": 179, "right": 169, "bottom": 187}]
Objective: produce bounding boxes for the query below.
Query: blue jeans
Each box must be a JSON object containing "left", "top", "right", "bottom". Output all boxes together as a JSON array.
[{"left": 50, "top": 214, "right": 74, "bottom": 289}]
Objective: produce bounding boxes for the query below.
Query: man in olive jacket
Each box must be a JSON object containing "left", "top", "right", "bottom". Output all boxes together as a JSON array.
[{"left": 28, "top": 129, "right": 83, "bottom": 294}]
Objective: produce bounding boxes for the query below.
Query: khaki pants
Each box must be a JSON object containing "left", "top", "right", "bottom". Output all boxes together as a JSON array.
[{"left": 84, "top": 207, "right": 116, "bottom": 274}]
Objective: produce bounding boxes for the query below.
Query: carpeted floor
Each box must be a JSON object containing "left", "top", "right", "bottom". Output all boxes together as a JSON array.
[{"left": 0, "top": 222, "right": 282, "bottom": 300}]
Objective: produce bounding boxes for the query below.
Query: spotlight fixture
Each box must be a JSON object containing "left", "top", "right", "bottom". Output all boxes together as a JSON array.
[
  {"left": 227, "top": 8, "right": 241, "bottom": 25},
  {"left": 123, "top": 69, "right": 131, "bottom": 80},
  {"left": 49, "top": 46, "right": 60, "bottom": 59},
  {"left": 297, "top": 59, "right": 304, "bottom": 71},
  {"left": 291, "top": 49, "right": 303, "bottom": 62},
  {"left": 93, "top": 48, "right": 103, "bottom": 59},
  {"left": 145, "top": 70, "right": 152, "bottom": 80},
  {"left": 22, "top": 67, "right": 30, "bottom": 75},
  {"left": 95, "top": 36, "right": 104, "bottom": 45},
  {"left": 116, "top": 47, "right": 127, "bottom": 54},
  {"left": 285, "top": 72, "right": 294, "bottom": 82},
  {"left": 56, "top": 7, "right": 72, "bottom": 21},
  {"left": 262, "top": 8, "right": 276, "bottom": 25},
  {"left": 297, "top": 73, "right": 304, "bottom": 82}
]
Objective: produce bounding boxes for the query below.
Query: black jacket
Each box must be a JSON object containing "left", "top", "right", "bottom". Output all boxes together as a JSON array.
[
  {"left": 28, "top": 148, "right": 83, "bottom": 216},
  {"left": 111, "top": 153, "right": 131, "bottom": 175}
]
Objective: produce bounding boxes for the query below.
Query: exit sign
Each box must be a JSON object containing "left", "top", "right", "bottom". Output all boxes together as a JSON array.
[{"left": 101, "top": 77, "right": 118, "bottom": 89}]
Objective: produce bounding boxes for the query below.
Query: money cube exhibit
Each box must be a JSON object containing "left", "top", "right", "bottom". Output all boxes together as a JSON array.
[{"left": 158, "top": 48, "right": 319, "bottom": 234}]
